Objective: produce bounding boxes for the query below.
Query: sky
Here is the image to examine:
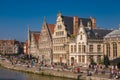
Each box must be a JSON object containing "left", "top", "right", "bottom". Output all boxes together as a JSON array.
[{"left": 0, "top": 0, "right": 120, "bottom": 42}]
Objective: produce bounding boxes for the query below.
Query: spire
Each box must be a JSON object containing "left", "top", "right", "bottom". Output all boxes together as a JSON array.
[
  {"left": 28, "top": 25, "right": 30, "bottom": 32},
  {"left": 43, "top": 16, "right": 47, "bottom": 25},
  {"left": 28, "top": 25, "right": 30, "bottom": 54},
  {"left": 80, "top": 19, "right": 83, "bottom": 27},
  {"left": 43, "top": 16, "right": 46, "bottom": 22},
  {"left": 57, "top": 11, "right": 62, "bottom": 17}
]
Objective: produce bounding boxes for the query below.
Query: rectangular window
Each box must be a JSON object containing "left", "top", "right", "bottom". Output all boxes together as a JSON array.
[
  {"left": 79, "top": 55, "right": 81, "bottom": 62},
  {"left": 78, "top": 45, "right": 81, "bottom": 52},
  {"left": 74, "top": 45, "right": 76, "bottom": 52},
  {"left": 89, "top": 45, "right": 93, "bottom": 52},
  {"left": 80, "top": 35, "right": 82, "bottom": 40},
  {"left": 97, "top": 45, "right": 101, "bottom": 52},
  {"left": 82, "top": 45, "right": 86, "bottom": 53},
  {"left": 82, "top": 56, "right": 85, "bottom": 62},
  {"left": 71, "top": 45, "right": 73, "bottom": 52}
]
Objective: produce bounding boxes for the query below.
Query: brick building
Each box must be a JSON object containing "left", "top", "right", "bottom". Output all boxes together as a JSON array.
[{"left": 0, "top": 40, "right": 23, "bottom": 54}]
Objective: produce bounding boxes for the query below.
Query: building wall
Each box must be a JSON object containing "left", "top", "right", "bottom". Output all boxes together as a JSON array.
[
  {"left": 29, "top": 33, "right": 39, "bottom": 58},
  {"left": 69, "top": 26, "right": 88, "bottom": 66},
  {"left": 87, "top": 40, "right": 103, "bottom": 63},
  {"left": 52, "top": 14, "right": 69, "bottom": 64},
  {"left": 69, "top": 25, "right": 104, "bottom": 66},
  {"left": 104, "top": 37, "right": 120, "bottom": 60},
  {"left": 0, "top": 40, "right": 21, "bottom": 54},
  {"left": 39, "top": 21, "right": 52, "bottom": 65}
]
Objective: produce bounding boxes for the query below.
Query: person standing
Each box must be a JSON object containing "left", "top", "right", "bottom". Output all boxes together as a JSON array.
[{"left": 77, "top": 66, "right": 80, "bottom": 73}]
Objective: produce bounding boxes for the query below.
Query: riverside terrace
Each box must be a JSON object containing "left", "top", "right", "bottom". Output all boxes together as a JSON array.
[{"left": 0, "top": 55, "right": 120, "bottom": 80}]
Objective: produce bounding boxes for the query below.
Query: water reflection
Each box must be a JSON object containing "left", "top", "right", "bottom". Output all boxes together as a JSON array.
[
  {"left": 0, "top": 67, "right": 26, "bottom": 80},
  {"left": 0, "top": 67, "right": 75, "bottom": 80}
]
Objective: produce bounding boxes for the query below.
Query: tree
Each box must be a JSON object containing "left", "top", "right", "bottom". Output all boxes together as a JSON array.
[{"left": 103, "top": 55, "right": 110, "bottom": 68}]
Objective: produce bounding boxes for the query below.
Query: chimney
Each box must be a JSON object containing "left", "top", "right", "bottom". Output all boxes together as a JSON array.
[
  {"left": 73, "top": 16, "right": 78, "bottom": 35},
  {"left": 90, "top": 16, "right": 96, "bottom": 29}
]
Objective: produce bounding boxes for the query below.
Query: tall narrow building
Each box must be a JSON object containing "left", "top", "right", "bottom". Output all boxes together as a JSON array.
[
  {"left": 27, "top": 26, "right": 40, "bottom": 58},
  {"left": 39, "top": 18, "right": 54, "bottom": 65}
]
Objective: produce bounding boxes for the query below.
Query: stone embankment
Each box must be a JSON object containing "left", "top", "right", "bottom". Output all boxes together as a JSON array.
[{"left": 0, "top": 59, "right": 116, "bottom": 80}]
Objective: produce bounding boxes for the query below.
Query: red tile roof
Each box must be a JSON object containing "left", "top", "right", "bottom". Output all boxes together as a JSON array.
[
  {"left": 33, "top": 33, "right": 40, "bottom": 43},
  {"left": 0, "top": 40, "right": 15, "bottom": 45},
  {"left": 48, "top": 24, "right": 55, "bottom": 34}
]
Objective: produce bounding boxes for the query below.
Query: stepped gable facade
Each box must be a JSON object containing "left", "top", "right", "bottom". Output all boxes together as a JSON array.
[
  {"left": 39, "top": 18, "right": 55, "bottom": 65},
  {"left": 27, "top": 26, "right": 40, "bottom": 58}
]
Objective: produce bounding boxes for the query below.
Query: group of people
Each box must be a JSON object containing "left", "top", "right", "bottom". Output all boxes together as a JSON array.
[
  {"left": 88, "top": 64, "right": 106, "bottom": 75},
  {"left": 109, "top": 65, "right": 120, "bottom": 79},
  {"left": 87, "top": 64, "right": 120, "bottom": 79}
]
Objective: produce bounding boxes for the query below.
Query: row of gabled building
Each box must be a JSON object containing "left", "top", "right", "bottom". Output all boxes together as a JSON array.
[
  {"left": 25, "top": 12, "right": 120, "bottom": 66},
  {"left": 0, "top": 40, "right": 24, "bottom": 55}
]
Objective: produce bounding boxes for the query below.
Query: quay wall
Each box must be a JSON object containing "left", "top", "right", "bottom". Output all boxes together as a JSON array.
[{"left": 0, "top": 60, "right": 113, "bottom": 80}]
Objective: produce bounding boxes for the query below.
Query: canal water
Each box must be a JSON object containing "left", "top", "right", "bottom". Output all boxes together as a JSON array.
[{"left": 0, "top": 67, "right": 75, "bottom": 80}]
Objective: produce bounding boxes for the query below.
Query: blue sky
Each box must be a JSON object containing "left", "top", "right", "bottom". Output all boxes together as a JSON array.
[{"left": 0, "top": 0, "right": 120, "bottom": 42}]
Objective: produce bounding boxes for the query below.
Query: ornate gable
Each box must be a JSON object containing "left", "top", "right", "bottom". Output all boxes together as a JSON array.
[
  {"left": 40, "top": 18, "right": 52, "bottom": 43},
  {"left": 53, "top": 12, "right": 67, "bottom": 38},
  {"left": 76, "top": 20, "right": 87, "bottom": 44}
]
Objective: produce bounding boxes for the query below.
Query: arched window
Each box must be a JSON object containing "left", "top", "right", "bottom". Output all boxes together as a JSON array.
[
  {"left": 106, "top": 43, "right": 110, "bottom": 56},
  {"left": 113, "top": 42, "right": 117, "bottom": 57}
]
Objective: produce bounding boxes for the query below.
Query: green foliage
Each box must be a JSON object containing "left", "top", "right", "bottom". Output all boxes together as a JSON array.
[
  {"left": 90, "top": 57, "right": 96, "bottom": 65},
  {"left": 70, "top": 34, "right": 75, "bottom": 39}
]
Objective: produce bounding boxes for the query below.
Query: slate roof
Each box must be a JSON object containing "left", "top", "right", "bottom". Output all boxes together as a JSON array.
[
  {"left": 93, "top": 29, "right": 112, "bottom": 39},
  {"left": 84, "top": 27, "right": 112, "bottom": 39},
  {"left": 62, "top": 16, "right": 73, "bottom": 34},
  {"left": 78, "top": 18, "right": 92, "bottom": 27},
  {"left": 104, "top": 29, "right": 120, "bottom": 38},
  {"left": 62, "top": 16, "right": 92, "bottom": 34},
  {"left": 85, "top": 27, "right": 96, "bottom": 39}
]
